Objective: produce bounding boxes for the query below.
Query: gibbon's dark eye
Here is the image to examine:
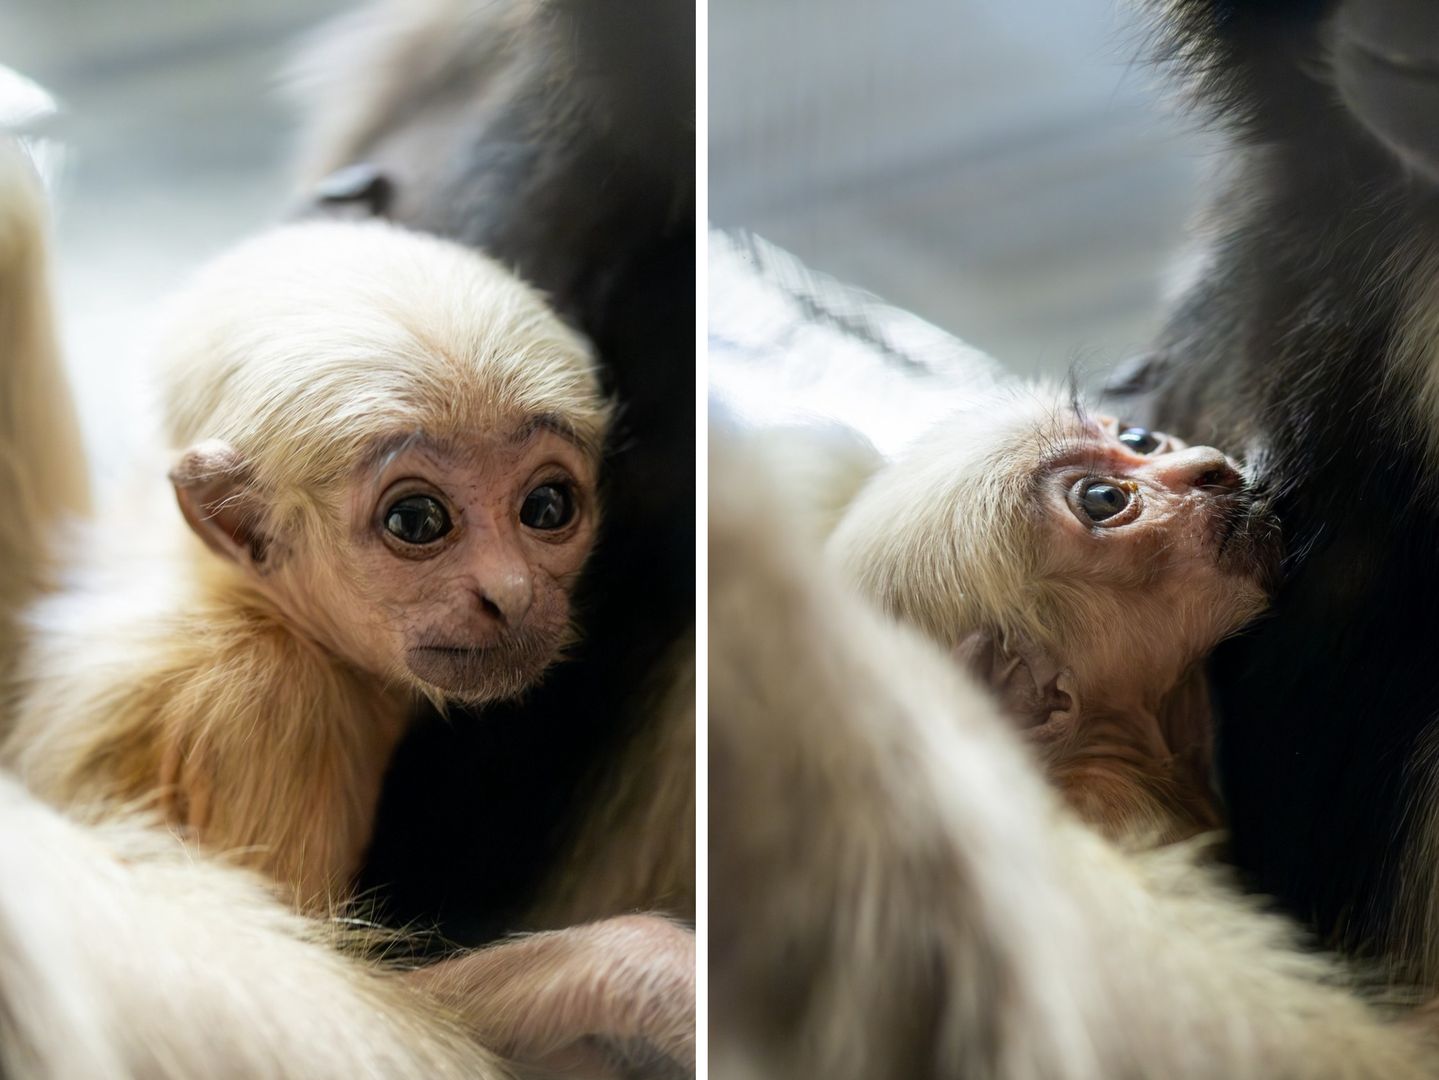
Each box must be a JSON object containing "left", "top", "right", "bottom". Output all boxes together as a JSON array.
[
  {"left": 520, "top": 484, "right": 575, "bottom": 530},
  {"left": 384, "top": 495, "right": 452, "bottom": 545},
  {"left": 1118, "top": 426, "right": 1162, "bottom": 454},
  {"left": 1078, "top": 481, "right": 1131, "bottom": 523}
]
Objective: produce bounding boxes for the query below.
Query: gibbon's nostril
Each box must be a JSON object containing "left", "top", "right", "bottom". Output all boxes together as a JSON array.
[
  {"left": 474, "top": 570, "right": 534, "bottom": 627},
  {"left": 1149, "top": 449, "right": 1242, "bottom": 494},
  {"left": 1196, "top": 463, "right": 1243, "bottom": 493},
  {"left": 478, "top": 594, "right": 506, "bottom": 624}
]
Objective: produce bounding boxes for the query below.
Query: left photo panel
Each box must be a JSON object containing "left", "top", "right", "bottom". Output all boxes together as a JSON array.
[{"left": 0, "top": 2, "right": 695, "bottom": 1077}]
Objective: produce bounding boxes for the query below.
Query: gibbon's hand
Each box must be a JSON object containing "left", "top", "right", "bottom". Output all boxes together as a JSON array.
[{"left": 405, "top": 915, "right": 695, "bottom": 1080}]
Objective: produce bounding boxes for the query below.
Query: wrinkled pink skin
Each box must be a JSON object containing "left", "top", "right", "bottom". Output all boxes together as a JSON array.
[
  {"left": 251, "top": 424, "right": 600, "bottom": 705},
  {"left": 964, "top": 415, "right": 1271, "bottom": 843}
]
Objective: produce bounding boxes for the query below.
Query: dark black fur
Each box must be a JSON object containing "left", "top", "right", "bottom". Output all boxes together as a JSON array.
[
  {"left": 1112, "top": 0, "right": 1439, "bottom": 972},
  {"left": 301, "top": 0, "right": 694, "bottom": 945}
]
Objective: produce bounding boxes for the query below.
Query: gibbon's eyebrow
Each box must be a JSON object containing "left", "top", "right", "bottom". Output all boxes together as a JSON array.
[
  {"left": 363, "top": 413, "right": 599, "bottom": 475},
  {"left": 1031, "top": 409, "right": 1112, "bottom": 479},
  {"left": 505, "top": 412, "right": 602, "bottom": 459}
]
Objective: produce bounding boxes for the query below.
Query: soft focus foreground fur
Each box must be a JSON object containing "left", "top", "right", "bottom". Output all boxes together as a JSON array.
[
  {"left": 0, "top": 773, "right": 507, "bottom": 1080},
  {"left": 0, "top": 142, "right": 87, "bottom": 698},
  {"left": 0, "top": 767, "right": 696, "bottom": 1080},
  {"left": 710, "top": 428, "right": 1439, "bottom": 1079}
]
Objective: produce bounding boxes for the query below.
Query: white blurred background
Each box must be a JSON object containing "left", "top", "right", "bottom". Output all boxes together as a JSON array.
[{"left": 0, "top": 1, "right": 346, "bottom": 481}]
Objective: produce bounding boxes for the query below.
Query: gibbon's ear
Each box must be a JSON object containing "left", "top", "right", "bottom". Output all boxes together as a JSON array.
[
  {"left": 170, "top": 440, "right": 271, "bottom": 570},
  {"left": 952, "top": 628, "right": 1079, "bottom": 729}
]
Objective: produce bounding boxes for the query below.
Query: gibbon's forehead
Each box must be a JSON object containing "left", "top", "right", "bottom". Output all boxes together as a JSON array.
[
  {"left": 158, "top": 220, "right": 610, "bottom": 451},
  {"left": 915, "top": 391, "right": 1091, "bottom": 487},
  {"left": 360, "top": 413, "right": 600, "bottom": 475}
]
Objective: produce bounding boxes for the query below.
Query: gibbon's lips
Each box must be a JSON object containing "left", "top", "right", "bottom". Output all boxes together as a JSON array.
[
  {"left": 407, "top": 636, "right": 560, "bottom": 700},
  {"left": 1209, "top": 489, "right": 1282, "bottom": 594}
]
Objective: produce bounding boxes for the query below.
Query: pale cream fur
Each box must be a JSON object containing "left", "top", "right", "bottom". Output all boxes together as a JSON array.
[
  {"left": 828, "top": 383, "right": 1264, "bottom": 663},
  {"left": 827, "top": 386, "right": 1071, "bottom": 652},
  {"left": 2, "top": 219, "right": 610, "bottom": 909},
  {"left": 710, "top": 429, "right": 1439, "bottom": 1079},
  {"left": 0, "top": 767, "right": 696, "bottom": 1079},
  {"left": 822, "top": 385, "right": 1265, "bottom": 843}
]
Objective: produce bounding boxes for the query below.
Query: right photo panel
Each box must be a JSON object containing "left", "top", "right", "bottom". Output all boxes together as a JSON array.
[{"left": 709, "top": 0, "right": 1439, "bottom": 1075}]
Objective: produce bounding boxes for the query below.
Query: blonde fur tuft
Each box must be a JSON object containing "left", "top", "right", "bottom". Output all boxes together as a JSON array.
[
  {"left": 828, "top": 383, "right": 1080, "bottom": 655},
  {"left": 156, "top": 220, "right": 610, "bottom": 547}
]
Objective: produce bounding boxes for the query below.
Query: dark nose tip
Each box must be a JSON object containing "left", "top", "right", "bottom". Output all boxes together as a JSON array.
[
  {"left": 1151, "top": 447, "right": 1245, "bottom": 496},
  {"left": 307, "top": 163, "right": 392, "bottom": 218}
]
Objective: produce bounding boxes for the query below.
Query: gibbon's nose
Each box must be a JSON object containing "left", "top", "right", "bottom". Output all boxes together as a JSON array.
[
  {"left": 1146, "top": 447, "right": 1243, "bottom": 495},
  {"left": 470, "top": 550, "right": 534, "bottom": 627}
]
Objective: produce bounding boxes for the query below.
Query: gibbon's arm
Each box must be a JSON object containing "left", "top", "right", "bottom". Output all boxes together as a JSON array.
[
  {"left": 410, "top": 915, "right": 696, "bottom": 1079},
  {"left": 709, "top": 431, "right": 1439, "bottom": 1080},
  {"left": 0, "top": 772, "right": 695, "bottom": 1080},
  {"left": 0, "top": 139, "right": 87, "bottom": 689}
]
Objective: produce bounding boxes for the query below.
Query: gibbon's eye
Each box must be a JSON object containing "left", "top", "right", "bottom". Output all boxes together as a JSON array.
[
  {"left": 1078, "top": 481, "right": 1131, "bottom": 523},
  {"left": 384, "top": 495, "right": 452, "bottom": 545},
  {"left": 1118, "top": 427, "right": 1162, "bottom": 454},
  {"left": 520, "top": 484, "right": 575, "bottom": 530}
]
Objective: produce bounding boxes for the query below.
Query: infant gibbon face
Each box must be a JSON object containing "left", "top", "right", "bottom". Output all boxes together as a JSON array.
[
  {"left": 274, "top": 419, "right": 600, "bottom": 705},
  {"left": 1034, "top": 413, "right": 1278, "bottom": 700}
]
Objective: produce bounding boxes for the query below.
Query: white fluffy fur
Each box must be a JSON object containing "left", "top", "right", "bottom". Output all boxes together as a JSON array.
[
  {"left": 827, "top": 383, "right": 1086, "bottom": 654},
  {"left": 732, "top": 417, "right": 886, "bottom": 541},
  {"left": 156, "top": 220, "right": 609, "bottom": 540},
  {"left": 711, "top": 428, "right": 1439, "bottom": 1079}
]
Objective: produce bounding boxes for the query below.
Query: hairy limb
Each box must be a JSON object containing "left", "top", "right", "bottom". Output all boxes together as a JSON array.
[{"left": 408, "top": 916, "right": 695, "bottom": 1080}]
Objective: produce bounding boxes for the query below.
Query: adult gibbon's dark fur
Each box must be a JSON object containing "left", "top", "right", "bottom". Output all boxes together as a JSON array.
[
  {"left": 291, "top": 0, "right": 695, "bottom": 942},
  {"left": 1112, "top": 0, "right": 1439, "bottom": 981}
]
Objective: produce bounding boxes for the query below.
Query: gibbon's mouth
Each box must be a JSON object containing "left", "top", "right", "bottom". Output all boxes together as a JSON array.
[
  {"left": 407, "top": 638, "right": 560, "bottom": 702},
  {"left": 1333, "top": 0, "right": 1439, "bottom": 182},
  {"left": 1210, "top": 491, "right": 1283, "bottom": 596}
]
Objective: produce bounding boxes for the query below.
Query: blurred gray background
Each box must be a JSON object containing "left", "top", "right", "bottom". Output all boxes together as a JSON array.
[
  {"left": 0, "top": 0, "right": 346, "bottom": 478},
  {"left": 710, "top": 0, "right": 1217, "bottom": 383},
  {"left": 4, "top": 0, "right": 1220, "bottom": 464}
]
